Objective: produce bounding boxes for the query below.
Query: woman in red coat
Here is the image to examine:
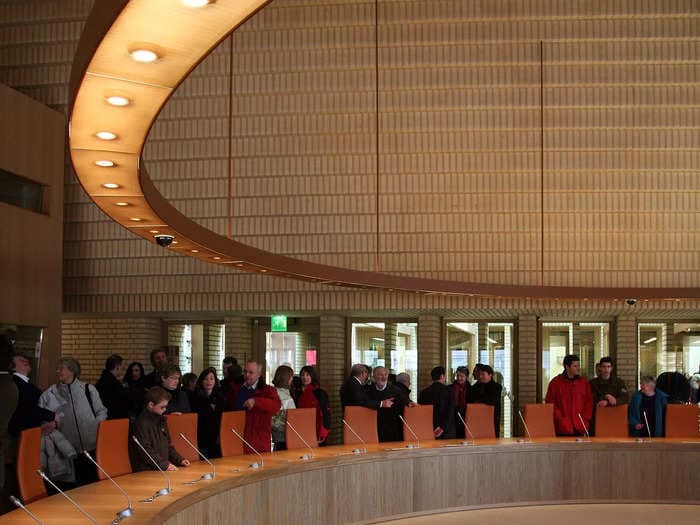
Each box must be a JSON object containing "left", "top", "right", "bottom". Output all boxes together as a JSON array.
[{"left": 296, "top": 365, "right": 331, "bottom": 445}]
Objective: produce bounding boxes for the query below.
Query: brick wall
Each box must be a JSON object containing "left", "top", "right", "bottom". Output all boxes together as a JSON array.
[
  {"left": 319, "top": 315, "right": 345, "bottom": 445},
  {"left": 61, "top": 317, "right": 162, "bottom": 384}
]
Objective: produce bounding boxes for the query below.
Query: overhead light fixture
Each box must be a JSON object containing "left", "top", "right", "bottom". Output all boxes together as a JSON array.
[
  {"left": 95, "top": 131, "right": 117, "bottom": 140},
  {"left": 102, "top": 183, "right": 120, "bottom": 189},
  {"left": 95, "top": 160, "right": 115, "bottom": 167},
  {"left": 487, "top": 337, "right": 498, "bottom": 344},
  {"left": 129, "top": 47, "right": 159, "bottom": 63},
  {"left": 105, "top": 95, "right": 130, "bottom": 107},
  {"left": 643, "top": 336, "right": 657, "bottom": 344},
  {"left": 182, "top": 0, "right": 211, "bottom": 7},
  {"left": 212, "top": 256, "right": 221, "bottom": 260},
  {"left": 149, "top": 230, "right": 159, "bottom": 234},
  {"left": 114, "top": 202, "right": 130, "bottom": 207},
  {"left": 129, "top": 217, "right": 142, "bottom": 222},
  {"left": 191, "top": 249, "right": 199, "bottom": 253}
]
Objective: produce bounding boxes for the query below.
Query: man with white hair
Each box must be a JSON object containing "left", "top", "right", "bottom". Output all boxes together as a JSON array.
[{"left": 366, "top": 367, "right": 405, "bottom": 442}]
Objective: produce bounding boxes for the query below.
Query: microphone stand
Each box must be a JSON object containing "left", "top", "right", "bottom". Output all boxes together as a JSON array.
[
  {"left": 37, "top": 470, "right": 99, "bottom": 525},
  {"left": 178, "top": 433, "right": 215, "bottom": 484},
  {"left": 518, "top": 409, "right": 533, "bottom": 442},
  {"left": 398, "top": 415, "right": 420, "bottom": 448},
  {"left": 342, "top": 419, "right": 367, "bottom": 454},
  {"left": 131, "top": 436, "right": 171, "bottom": 502},
  {"left": 577, "top": 413, "right": 591, "bottom": 442},
  {"left": 82, "top": 451, "right": 134, "bottom": 524},
  {"left": 457, "top": 411, "right": 476, "bottom": 445},
  {"left": 230, "top": 428, "right": 264, "bottom": 468},
  {"left": 10, "top": 495, "right": 43, "bottom": 525},
  {"left": 643, "top": 410, "right": 653, "bottom": 441},
  {"left": 285, "top": 420, "right": 315, "bottom": 460}
]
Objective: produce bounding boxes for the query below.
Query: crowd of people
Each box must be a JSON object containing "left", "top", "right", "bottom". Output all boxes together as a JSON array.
[{"left": 0, "top": 342, "right": 693, "bottom": 507}]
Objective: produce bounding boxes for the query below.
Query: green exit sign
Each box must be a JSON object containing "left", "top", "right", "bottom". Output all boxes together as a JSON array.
[{"left": 271, "top": 315, "right": 287, "bottom": 332}]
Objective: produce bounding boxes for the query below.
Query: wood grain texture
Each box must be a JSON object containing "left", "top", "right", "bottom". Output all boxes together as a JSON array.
[{"left": 2, "top": 439, "right": 698, "bottom": 525}]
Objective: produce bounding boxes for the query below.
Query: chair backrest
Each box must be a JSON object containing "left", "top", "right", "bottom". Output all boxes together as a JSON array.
[
  {"left": 665, "top": 404, "right": 700, "bottom": 438},
  {"left": 165, "top": 412, "right": 199, "bottom": 462},
  {"left": 593, "top": 404, "right": 628, "bottom": 438},
  {"left": 342, "top": 406, "right": 379, "bottom": 445},
  {"left": 219, "top": 410, "right": 246, "bottom": 457},
  {"left": 285, "top": 407, "right": 319, "bottom": 450},
  {"left": 95, "top": 418, "right": 132, "bottom": 479},
  {"left": 16, "top": 427, "right": 46, "bottom": 504},
  {"left": 523, "top": 403, "right": 556, "bottom": 438},
  {"left": 402, "top": 405, "right": 435, "bottom": 441},
  {"left": 465, "top": 404, "right": 496, "bottom": 439}
]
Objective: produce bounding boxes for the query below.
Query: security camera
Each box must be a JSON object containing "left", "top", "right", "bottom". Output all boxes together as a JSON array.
[
  {"left": 626, "top": 298, "right": 637, "bottom": 306},
  {"left": 154, "top": 234, "right": 174, "bottom": 247}
]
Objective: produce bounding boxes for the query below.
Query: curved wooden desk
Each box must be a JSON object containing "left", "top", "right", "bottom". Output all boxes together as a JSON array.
[{"left": 3, "top": 438, "right": 699, "bottom": 525}]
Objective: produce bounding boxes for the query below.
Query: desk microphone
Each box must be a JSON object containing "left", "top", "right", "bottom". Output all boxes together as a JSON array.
[
  {"left": 398, "top": 415, "right": 420, "bottom": 448},
  {"left": 230, "top": 427, "right": 264, "bottom": 468},
  {"left": 577, "top": 413, "right": 591, "bottom": 441},
  {"left": 131, "top": 436, "right": 171, "bottom": 501},
  {"left": 178, "top": 433, "right": 215, "bottom": 483},
  {"left": 37, "top": 470, "right": 98, "bottom": 525},
  {"left": 285, "top": 420, "right": 315, "bottom": 460},
  {"left": 342, "top": 419, "right": 367, "bottom": 454},
  {"left": 643, "top": 410, "right": 652, "bottom": 440},
  {"left": 517, "top": 409, "right": 533, "bottom": 442},
  {"left": 10, "top": 495, "right": 43, "bottom": 525},
  {"left": 457, "top": 411, "right": 476, "bottom": 445},
  {"left": 82, "top": 451, "right": 134, "bottom": 523}
]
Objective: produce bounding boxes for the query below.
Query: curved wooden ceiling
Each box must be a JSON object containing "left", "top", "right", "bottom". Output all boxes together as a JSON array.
[{"left": 68, "top": 0, "right": 699, "bottom": 301}]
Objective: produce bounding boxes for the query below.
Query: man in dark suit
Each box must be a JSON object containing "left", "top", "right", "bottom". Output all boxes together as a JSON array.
[
  {"left": 7, "top": 354, "right": 56, "bottom": 438},
  {"left": 95, "top": 354, "right": 131, "bottom": 419},
  {"left": 418, "top": 366, "right": 456, "bottom": 439},
  {"left": 143, "top": 347, "right": 169, "bottom": 388},
  {"left": 469, "top": 364, "right": 503, "bottom": 438},
  {"left": 340, "top": 363, "right": 394, "bottom": 410},
  {"left": 366, "top": 366, "right": 405, "bottom": 442}
]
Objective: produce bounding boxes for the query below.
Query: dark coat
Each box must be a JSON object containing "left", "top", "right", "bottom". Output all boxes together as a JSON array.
[
  {"left": 129, "top": 409, "right": 184, "bottom": 471},
  {"left": 95, "top": 370, "right": 130, "bottom": 420},
  {"left": 191, "top": 388, "right": 226, "bottom": 458},
  {"left": 340, "top": 376, "right": 379, "bottom": 410},
  {"left": 366, "top": 383, "right": 405, "bottom": 442},
  {"left": 469, "top": 380, "right": 503, "bottom": 438},
  {"left": 418, "top": 382, "right": 456, "bottom": 439},
  {"left": 8, "top": 375, "right": 55, "bottom": 437}
]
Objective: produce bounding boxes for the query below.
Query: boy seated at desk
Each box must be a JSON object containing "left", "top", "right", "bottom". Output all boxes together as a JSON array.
[{"left": 130, "top": 386, "right": 191, "bottom": 471}]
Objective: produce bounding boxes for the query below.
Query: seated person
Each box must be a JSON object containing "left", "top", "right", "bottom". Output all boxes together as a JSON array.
[
  {"left": 629, "top": 376, "right": 668, "bottom": 438},
  {"left": 130, "top": 386, "right": 190, "bottom": 471}
]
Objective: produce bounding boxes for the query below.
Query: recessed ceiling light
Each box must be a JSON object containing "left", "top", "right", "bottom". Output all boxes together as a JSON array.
[
  {"left": 149, "top": 230, "right": 159, "bottom": 234},
  {"left": 96, "top": 131, "right": 117, "bottom": 140},
  {"left": 95, "top": 160, "right": 115, "bottom": 167},
  {"left": 129, "top": 217, "right": 142, "bottom": 222},
  {"left": 212, "top": 256, "right": 221, "bottom": 260},
  {"left": 171, "top": 241, "right": 179, "bottom": 245},
  {"left": 102, "top": 183, "right": 120, "bottom": 189},
  {"left": 182, "top": 0, "right": 210, "bottom": 7},
  {"left": 130, "top": 48, "right": 159, "bottom": 63},
  {"left": 106, "top": 96, "right": 130, "bottom": 107},
  {"left": 260, "top": 269, "right": 268, "bottom": 273},
  {"left": 235, "top": 263, "right": 244, "bottom": 267},
  {"left": 191, "top": 249, "right": 199, "bottom": 253},
  {"left": 114, "top": 202, "right": 130, "bottom": 207}
]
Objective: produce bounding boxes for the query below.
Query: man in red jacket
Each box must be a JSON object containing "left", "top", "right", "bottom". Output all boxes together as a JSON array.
[
  {"left": 233, "top": 360, "right": 281, "bottom": 453},
  {"left": 545, "top": 354, "right": 593, "bottom": 436}
]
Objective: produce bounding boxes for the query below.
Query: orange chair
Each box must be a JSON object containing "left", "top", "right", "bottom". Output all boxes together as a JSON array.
[
  {"left": 593, "top": 404, "right": 628, "bottom": 438},
  {"left": 342, "top": 406, "right": 379, "bottom": 445},
  {"left": 665, "top": 404, "right": 700, "bottom": 438},
  {"left": 402, "top": 405, "right": 435, "bottom": 441},
  {"left": 465, "top": 404, "right": 496, "bottom": 439},
  {"left": 95, "top": 418, "right": 131, "bottom": 479},
  {"left": 165, "top": 413, "right": 199, "bottom": 462},
  {"left": 285, "top": 407, "right": 318, "bottom": 450},
  {"left": 16, "top": 427, "right": 46, "bottom": 503},
  {"left": 219, "top": 410, "right": 246, "bottom": 457},
  {"left": 523, "top": 403, "right": 556, "bottom": 438}
]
